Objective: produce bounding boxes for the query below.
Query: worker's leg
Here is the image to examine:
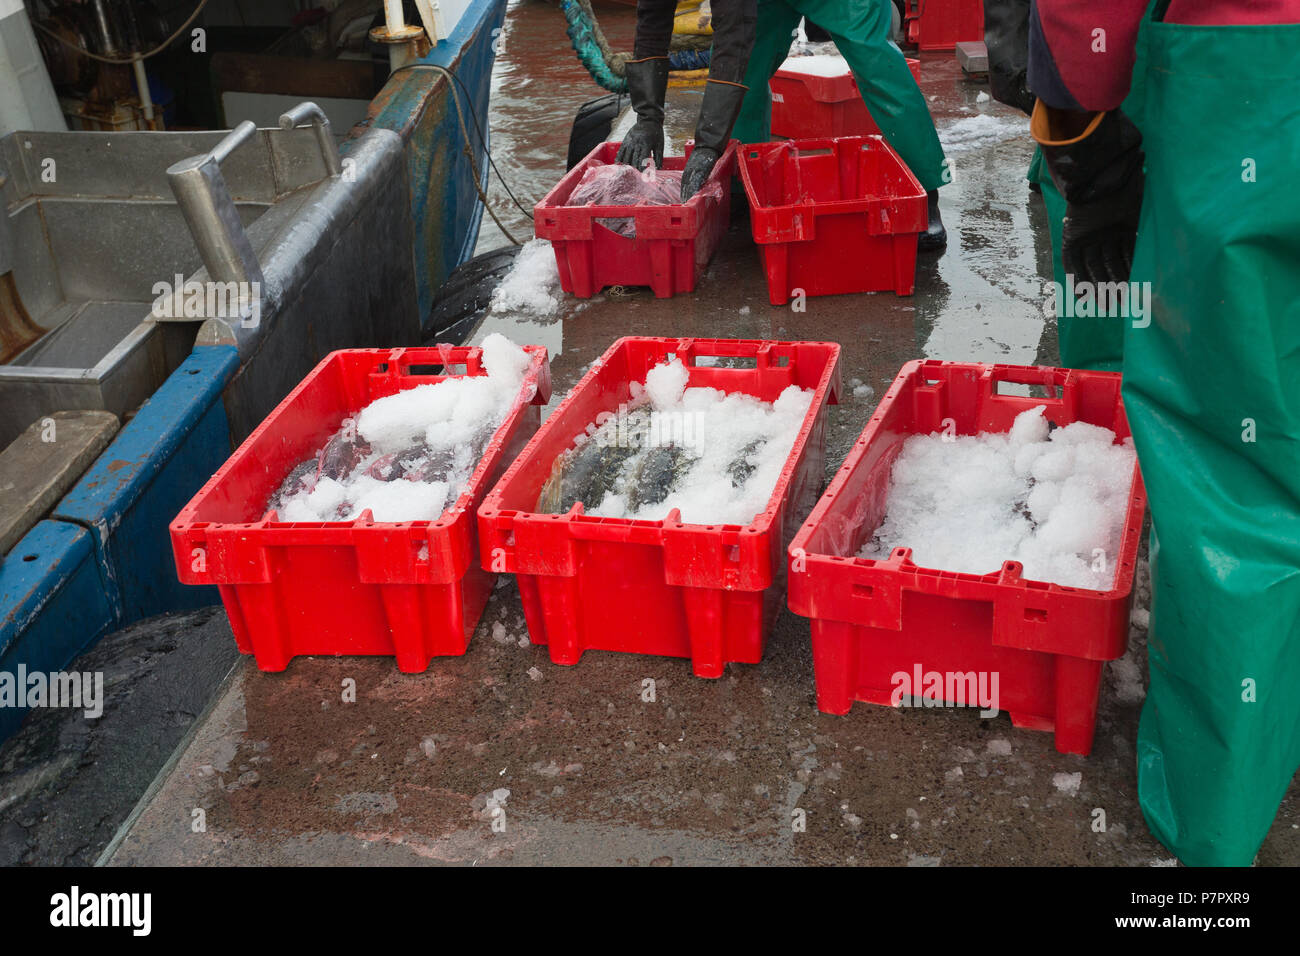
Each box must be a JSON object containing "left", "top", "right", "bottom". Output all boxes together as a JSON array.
[
  {"left": 733, "top": 0, "right": 804, "bottom": 144},
  {"left": 796, "top": 0, "right": 948, "bottom": 191}
]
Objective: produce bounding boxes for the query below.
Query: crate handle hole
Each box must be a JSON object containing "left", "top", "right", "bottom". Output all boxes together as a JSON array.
[
  {"left": 1024, "top": 608, "right": 1048, "bottom": 622},
  {"left": 853, "top": 584, "right": 874, "bottom": 597},
  {"left": 994, "top": 380, "right": 1063, "bottom": 400},
  {"left": 695, "top": 355, "right": 757, "bottom": 369}
]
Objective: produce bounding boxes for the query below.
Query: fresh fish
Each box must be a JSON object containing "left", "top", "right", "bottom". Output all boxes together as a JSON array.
[
  {"left": 537, "top": 407, "right": 654, "bottom": 513},
  {"left": 726, "top": 439, "right": 763, "bottom": 488},
  {"left": 626, "top": 443, "right": 698, "bottom": 511},
  {"left": 268, "top": 459, "right": 319, "bottom": 514},
  {"left": 538, "top": 440, "right": 638, "bottom": 513},
  {"left": 364, "top": 443, "right": 455, "bottom": 483},
  {"left": 317, "top": 431, "right": 370, "bottom": 482}
]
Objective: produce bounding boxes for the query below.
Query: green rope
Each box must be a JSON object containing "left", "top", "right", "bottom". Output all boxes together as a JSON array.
[{"left": 561, "top": 0, "right": 629, "bottom": 93}]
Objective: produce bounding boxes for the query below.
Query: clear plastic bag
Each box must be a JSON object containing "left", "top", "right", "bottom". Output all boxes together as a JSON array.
[{"left": 567, "top": 160, "right": 686, "bottom": 237}]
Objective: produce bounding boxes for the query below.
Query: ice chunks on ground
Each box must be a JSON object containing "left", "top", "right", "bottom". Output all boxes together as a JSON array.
[
  {"left": 858, "top": 406, "right": 1137, "bottom": 590},
  {"left": 488, "top": 238, "right": 563, "bottom": 319},
  {"left": 1052, "top": 772, "right": 1082, "bottom": 796},
  {"left": 266, "top": 334, "right": 532, "bottom": 523},
  {"left": 937, "top": 113, "right": 1027, "bottom": 153},
  {"left": 537, "top": 357, "right": 813, "bottom": 525}
]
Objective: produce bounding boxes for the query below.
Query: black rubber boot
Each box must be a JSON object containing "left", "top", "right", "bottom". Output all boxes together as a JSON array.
[
  {"left": 918, "top": 189, "right": 947, "bottom": 252},
  {"left": 681, "top": 80, "right": 747, "bottom": 200},
  {"left": 615, "top": 57, "right": 670, "bottom": 171}
]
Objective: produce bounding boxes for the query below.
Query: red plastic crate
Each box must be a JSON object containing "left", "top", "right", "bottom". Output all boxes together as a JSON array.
[
  {"left": 904, "top": 0, "right": 984, "bottom": 52},
  {"left": 739, "top": 136, "right": 927, "bottom": 305},
  {"left": 478, "top": 336, "right": 841, "bottom": 678},
  {"left": 533, "top": 140, "right": 736, "bottom": 299},
  {"left": 170, "top": 345, "right": 551, "bottom": 672},
  {"left": 787, "top": 361, "right": 1147, "bottom": 755},
  {"left": 770, "top": 58, "right": 921, "bottom": 140}
]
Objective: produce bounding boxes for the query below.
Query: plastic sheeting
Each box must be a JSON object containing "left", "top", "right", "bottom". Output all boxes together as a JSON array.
[{"left": 567, "top": 160, "right": 688, "bottom": 237}]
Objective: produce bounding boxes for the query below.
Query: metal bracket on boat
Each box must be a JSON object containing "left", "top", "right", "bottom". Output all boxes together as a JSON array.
[
  {"left": 165, "top": 121, "right": 267, "bottom": 355},
  {"left": 279, "top": 102, "right": 342, "bottom": 178},
  {"left": 166, "top": 120, "right": 266, "bottom": 291}
]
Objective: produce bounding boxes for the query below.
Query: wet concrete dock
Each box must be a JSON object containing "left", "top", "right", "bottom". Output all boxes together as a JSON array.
[{"left": 8, "top": 1, "right": 1299, "bottom": 866}]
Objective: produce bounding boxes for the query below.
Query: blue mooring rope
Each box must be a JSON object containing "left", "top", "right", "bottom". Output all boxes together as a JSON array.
[{"left": 669, "top": 48, "right": 712, "bottom": 71}]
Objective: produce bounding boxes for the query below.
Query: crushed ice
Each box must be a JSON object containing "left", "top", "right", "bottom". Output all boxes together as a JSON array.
[
  {"left": 489, "top": 238, "right": 563, "bottom": 319},
  {"left": 267, "top": 334, "right": 532, "bottom": 523},
  {"left": 540, "top": 357, "right": 813, "bottom": 526},
  {"left": 858, "top": 405, "right": 1137, "bottom": 590}
]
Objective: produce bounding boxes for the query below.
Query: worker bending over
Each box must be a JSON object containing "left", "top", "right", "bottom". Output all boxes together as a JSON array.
[{"left": 617, "top": 0, "right": 757, "bottom": 200}]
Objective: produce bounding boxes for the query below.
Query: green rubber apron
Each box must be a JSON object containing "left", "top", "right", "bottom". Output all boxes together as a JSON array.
[{"left": 1124, "top": 1, "right": 1300, "bottom": 865}]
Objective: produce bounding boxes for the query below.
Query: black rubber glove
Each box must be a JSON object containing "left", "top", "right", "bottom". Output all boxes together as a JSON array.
[
  {"left": 1060, "top": 166, "right": 1144, "bottom": 285},
  {"left": 616, "top": 57, "right": 669, "bottom": 171},
  {"left": 1039, "top": 107, "right": 1145, "bottom": 286},
  {"left": 681, "top": 79, "right": 747, "bottom": 200},
  {"left": 680, "top": 146, "right": 721, "bottom": 199}
]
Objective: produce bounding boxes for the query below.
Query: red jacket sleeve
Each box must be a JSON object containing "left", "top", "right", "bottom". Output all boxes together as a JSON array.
[{"left": 1028, "top": 0, "right": 1147, "bottom": 111}]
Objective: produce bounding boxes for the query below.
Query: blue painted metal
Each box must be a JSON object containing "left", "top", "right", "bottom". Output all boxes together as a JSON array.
[
  {"left": 0, "top": 521, "right": 116, "bottom": 740},
  {"left": 458, "top": 119, "right": 491, "bottom": 269},
  {"left": 363, "top": 0, "right": 508, "bottom": 325},
  {"left": 52, "top": 346, "right": 240, "bottom": 627}
]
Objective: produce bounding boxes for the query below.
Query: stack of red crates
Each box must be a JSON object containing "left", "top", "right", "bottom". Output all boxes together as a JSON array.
[
  {"left": 904, "top": 0, "right": 985, "bottom": 51},
  {"left": 739, "top": 135, "right": 927, "bottom": 304}
]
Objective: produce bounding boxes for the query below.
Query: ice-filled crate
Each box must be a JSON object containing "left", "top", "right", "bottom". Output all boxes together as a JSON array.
[
  {"left": 786, "top": 361, "right": 1147, "bottom": 755},
  {"left": 533, "top": 141, "right": 737, "bottom": 298},
  {"left": 170, "top": 343, "right": 551, "bottom": 672},
  {"left": 770, "top": 56, "right": 921, "bottom": 140},
  {"left": 478, "top": 336, "right": 841, "bottom": 677},
  {"left": 739, "top": 136, "right": 927, "bottom": 305}
]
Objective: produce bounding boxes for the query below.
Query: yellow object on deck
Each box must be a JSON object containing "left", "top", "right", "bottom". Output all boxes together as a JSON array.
[
  {"left": 674, "top": 1, "right": 714, "bottom": 36},
  {"left": 668, "top": 68, "right": 710, "bottom": 88}
]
